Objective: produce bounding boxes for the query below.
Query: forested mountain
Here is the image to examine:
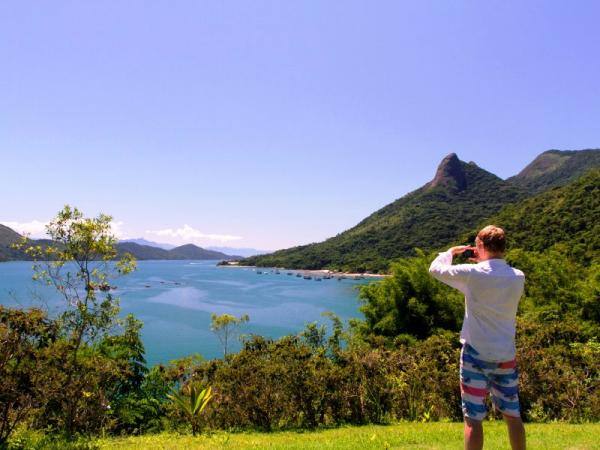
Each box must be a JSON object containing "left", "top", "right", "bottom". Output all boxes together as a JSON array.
[
  {"left": 167, "top": 243, "right": 240, "bottom": 260},
  {"left": 242, "top": 153, "right": 526, "bottom": 272},
  {"left": 507, "top": 148, "right": 600, "bottom": 194},
  {"left": 0, "top": 224, "right": 21, "bottom": 244},
  {"left": 242, "top": 149, "right": 600, "bottom": 273}
]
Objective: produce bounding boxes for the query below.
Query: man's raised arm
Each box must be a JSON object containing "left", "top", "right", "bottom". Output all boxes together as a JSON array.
[{"left": 428, "top": 246, "right": 474, "bottom": 292}]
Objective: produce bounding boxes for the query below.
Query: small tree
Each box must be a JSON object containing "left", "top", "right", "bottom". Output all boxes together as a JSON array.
[
  {"left": 299, "top": 321, "right": 327, "bottom": 351},
  {"left": 299, "top": 312, "right": 345, "bottom": 359},
  {"left": 210, "top": 313, "right": 249, "bottom": 357},
  {"left": 17, "top": 205, "right": 136, "bottom": 436},
  {"left": 355, "top": 249, "right": 463, "bottom": 340}
]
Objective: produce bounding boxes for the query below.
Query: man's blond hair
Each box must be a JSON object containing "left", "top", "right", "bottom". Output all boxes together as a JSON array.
[{"left": 477, "top": 225, "right": 506, "bottom": 255}]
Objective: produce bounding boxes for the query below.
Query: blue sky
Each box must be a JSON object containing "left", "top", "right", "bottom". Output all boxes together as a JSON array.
[{"left": 1, "top": 1, "right": 599, "bottom": 250}]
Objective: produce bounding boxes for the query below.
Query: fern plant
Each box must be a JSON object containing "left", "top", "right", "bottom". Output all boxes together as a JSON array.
[{"left": 168, "top": 384, "right": 213, "bottom": 435}]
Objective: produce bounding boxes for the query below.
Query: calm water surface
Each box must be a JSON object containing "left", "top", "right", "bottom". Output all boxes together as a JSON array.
[{"left": 0, "top": 260, "right": 373, "bottom": 366}]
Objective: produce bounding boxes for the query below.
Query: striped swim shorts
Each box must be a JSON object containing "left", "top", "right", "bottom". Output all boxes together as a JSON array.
[{"left": 460, "top": 343, "right": 521, "bottom": 421}]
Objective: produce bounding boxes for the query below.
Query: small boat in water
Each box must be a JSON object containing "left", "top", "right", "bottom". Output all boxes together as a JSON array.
[
  {"left": 287, "top": 272, "right": 293, "bottom": 276},
  {"left": 303, "top": 275, "right": 312, "bottom": 280},
  {"left": 296, "top": 273, "right": 302, "bottom": 278},
  {"left": 315, "top": 277, "right": 322, "bottom": 281},
  {"left": 257, "top": 270, "right": 263, "bottom": 274}
]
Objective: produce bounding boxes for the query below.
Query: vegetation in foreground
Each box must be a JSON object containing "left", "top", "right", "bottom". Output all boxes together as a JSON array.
[{"left": 1, "top": 202, "right": 599, "bottom": 448}]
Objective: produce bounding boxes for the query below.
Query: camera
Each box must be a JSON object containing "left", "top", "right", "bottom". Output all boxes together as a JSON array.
[{"left": 462, "top": 249, "right": 475, "bottom": 259}]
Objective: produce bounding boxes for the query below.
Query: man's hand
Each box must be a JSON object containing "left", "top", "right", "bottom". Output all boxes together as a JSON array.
[
  {"left": 449, "top": 245, "right": 478, "bottom": 262},
  {"left": 449, "top": 245, "right": 470, "bottom": 256}
]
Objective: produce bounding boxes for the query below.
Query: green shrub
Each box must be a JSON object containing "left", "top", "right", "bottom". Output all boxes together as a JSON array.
[{"left": 517, "top": 319, "right": 600, "bottom": 422}]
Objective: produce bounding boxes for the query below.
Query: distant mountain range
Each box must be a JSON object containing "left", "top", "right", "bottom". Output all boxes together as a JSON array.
[
  {"left": 0, "top": 230, "right": 242, "bottom": 262},
  {"left": 120, "top": 239, "right": 269, "bottom": 258},
  {"left": 114, "top": 242, "right": 242, "bottom": 260},
  {"left": 241, "top": 148, "right": 600, "bottom": 273}
]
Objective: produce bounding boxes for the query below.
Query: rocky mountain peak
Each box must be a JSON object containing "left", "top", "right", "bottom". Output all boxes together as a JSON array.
[{"left": 429, "top": 152, "right": 467, "bottom": 191}]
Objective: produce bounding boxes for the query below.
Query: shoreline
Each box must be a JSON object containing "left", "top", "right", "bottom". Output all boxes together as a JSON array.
[{"left": 219, "top": 262, "right": 388, "bottom": 279}]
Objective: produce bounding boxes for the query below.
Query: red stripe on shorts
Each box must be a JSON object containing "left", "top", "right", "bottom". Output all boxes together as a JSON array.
[
  {"left": 461, "top": 383, "right": 488, "bottom": 397},
  {"left": 498, "top": 360, "right": 516, "bottom": 369}
]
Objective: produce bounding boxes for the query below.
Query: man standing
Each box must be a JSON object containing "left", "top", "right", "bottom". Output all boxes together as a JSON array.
[{"left": 429, "top": 225, "right": 526, "bottom": 450}]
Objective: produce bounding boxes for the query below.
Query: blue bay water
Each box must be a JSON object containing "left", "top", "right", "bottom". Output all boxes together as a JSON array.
[{"left": 0, "top": 260, "right": 373, "bottom": 366}]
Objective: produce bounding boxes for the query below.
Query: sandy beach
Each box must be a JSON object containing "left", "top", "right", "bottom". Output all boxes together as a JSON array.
[{"left": 220, "top": 262, "right": 388, "bottom": 279}]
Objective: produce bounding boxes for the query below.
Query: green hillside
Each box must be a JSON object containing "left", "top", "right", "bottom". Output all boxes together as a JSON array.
[
  {"left": 507, "top": 148, "right": 600, "bottom": 193},
  {"left": 0, "top": 224, "right": 25, "bottom": 261},
  {"left": 469, "top": 169, "right": 600, "bottom": 262},
  {"left": 241, "top": 154, "right": 526, "bottom": 272}
]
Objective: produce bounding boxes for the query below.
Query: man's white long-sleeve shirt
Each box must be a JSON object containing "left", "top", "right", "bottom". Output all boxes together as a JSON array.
[{"left": 429, "top": 250, "right": 525, "bottom": 361}]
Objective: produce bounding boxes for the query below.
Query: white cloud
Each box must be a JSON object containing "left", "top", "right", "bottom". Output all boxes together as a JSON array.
[
  {"left": 0, "top": 220, "right": 49, "bottom": 238},
  {"left": 109, "top": 221, "right": 126, "bottom": 239},
  {"left": 146, "top": 224, "right": 242, "bottom": 243}
]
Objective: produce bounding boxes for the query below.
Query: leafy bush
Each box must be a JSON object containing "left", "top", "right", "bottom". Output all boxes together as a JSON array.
[
  {"left": 0, "top": 307, "right": 57, "bottom": 446},
  {"left": 517, "top": 319, "right": 600, "bottom": 422}
]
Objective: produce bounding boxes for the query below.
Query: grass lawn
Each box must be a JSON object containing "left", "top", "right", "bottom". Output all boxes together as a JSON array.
[{"left": 96, "top": 422, "right": 600, "bottom": 449}]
